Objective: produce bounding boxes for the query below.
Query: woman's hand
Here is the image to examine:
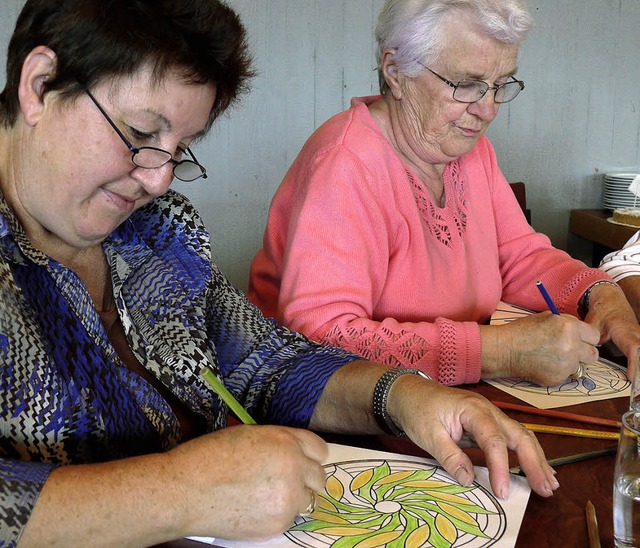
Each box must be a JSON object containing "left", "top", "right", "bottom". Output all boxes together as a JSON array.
[
  {"left": 21, "top": 425, "right": 328, "bottom": 546},
  {"left": 583, "top": 282, "right": 640, "bottom": 379},
  {"left": 479, "top": 312, "right": 600, "bottom": 385},
  {"left": 387, "top": 374, "right": 559, "bottom": 500},
  {"left": 169, "top": 425, "right": 328, "bottom": 540}
]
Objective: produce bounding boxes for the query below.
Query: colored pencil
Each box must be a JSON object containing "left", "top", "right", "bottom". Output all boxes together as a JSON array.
[
  {"left": 200, "top": 367, "right": 257, "bottom": 425},
  {"left": 492, "top": 400, "right": 622, "bottom": 429},
  {"left": 521, "top": 422, "right": 619, "bottom": 440},
  {"left": 536, "top": 280, "right": 560, "bottom": 315},
  {"left": 509, "top": 445, "right": 617, "bottom": 475},
  {"left": 586, "top": 500, "right": 601, "bottom": 548}
]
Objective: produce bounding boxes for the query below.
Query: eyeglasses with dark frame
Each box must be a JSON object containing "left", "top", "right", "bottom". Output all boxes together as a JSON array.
[
  {"left": 84, "top": 88, "right": 208, "bottom": 182},
  {"left": 418, "top": 63, "right": 525, "bottom": 104}
]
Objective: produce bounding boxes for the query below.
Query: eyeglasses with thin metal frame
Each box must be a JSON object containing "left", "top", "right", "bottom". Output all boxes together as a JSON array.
[
  {"left": 84, "top": 88, "right": 208, "bottom": 182},
  {"left": 419, "top": 63, "right": 525, "bottom": 104}
]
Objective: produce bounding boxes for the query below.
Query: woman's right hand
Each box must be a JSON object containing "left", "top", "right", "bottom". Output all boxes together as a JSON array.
[
  {"left": 479, "top": 311, "right": 601, "bottom": 385},
  {"left": 168, "top": 424, "right": 328, "bottom": 541},
  {"left": 21, "top": 425, "right": 328, "bottom": 546}
]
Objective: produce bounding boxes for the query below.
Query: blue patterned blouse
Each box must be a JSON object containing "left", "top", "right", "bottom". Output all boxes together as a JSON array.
[{"left": 0, "top": 189, "right": 357, "bottom": 545}]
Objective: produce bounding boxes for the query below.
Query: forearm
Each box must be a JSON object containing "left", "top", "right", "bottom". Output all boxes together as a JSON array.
[
  {"left": 309, "top": 360, "right": 389, "bottom": 434},
  {"left": 19, "top": 452, "right": 186, "bottom": 547},
  {"left": 616, "top": 276, "right": 640, "bottom": 322}
]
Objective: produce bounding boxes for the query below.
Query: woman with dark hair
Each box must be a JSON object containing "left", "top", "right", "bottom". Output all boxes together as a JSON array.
[
  {"left": 0, "top": 1, "right": 557, "bottom": 545},
  {"left": 249, "top": 0, "right": 640, "bottom": 387}
]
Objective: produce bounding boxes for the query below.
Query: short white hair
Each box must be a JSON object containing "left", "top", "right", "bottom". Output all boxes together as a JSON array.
[{"left": 375, "top": 0, "right": 533, "bottom": 93}]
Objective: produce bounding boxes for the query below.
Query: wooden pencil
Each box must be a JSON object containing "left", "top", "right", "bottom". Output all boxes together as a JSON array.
[
  {"left": 493, "top": 400, "right": 622, "bottom": 429},
  {"left": 521, "top": 422, "right": 619, "bottom": 440},
  {"left": 509, "top": 445, "right": 617, "bottom": 476},
  {"left": 586, "top": 500, "right": 601, "bottom": 548}
]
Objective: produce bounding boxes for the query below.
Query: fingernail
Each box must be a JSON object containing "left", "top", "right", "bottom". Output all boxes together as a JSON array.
[
  {"left": 543, "top": 482, "right": 554, "bottom": 496},
  {"left": 550, "top": 476, "right": 560, "bottom": 490},
  {"left": 454, "top": 466, "right": 472, "bottom": 486},
  {"left": 499, "top": 482, "right": 509, "bottom": 500}
]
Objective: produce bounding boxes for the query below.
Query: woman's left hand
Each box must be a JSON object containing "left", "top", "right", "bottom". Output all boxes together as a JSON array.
[
  {"left": 584, "top": 282, "right": 640, "bottom": 378},
  {"left": 387, "top": 374, "right": 559, "bottom": 500}
]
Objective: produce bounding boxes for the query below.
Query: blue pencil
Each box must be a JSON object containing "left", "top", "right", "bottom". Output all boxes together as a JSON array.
[{"left": 536, "top": 280, "right": 560, "bottom": 315}]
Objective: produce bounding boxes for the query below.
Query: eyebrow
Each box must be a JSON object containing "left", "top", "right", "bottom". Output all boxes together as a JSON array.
[
  {"left": 142, "top": 109, "right": 207, "bottom": 141},
  {"left": 464, "top": 66, "right": 519, "bottom": 81}
]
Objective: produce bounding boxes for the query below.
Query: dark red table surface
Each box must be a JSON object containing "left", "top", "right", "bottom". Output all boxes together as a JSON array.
[{"left": 159, "top": 345, "right": 629, "bottom": 547}]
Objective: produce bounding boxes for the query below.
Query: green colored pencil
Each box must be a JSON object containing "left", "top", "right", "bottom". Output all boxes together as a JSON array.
[{"left": 200, "top": 367, "right": 257, "bottom": 425}]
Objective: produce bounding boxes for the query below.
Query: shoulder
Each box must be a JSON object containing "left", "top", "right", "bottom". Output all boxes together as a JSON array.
[{"left": 299, "top": 96, "right": 389, "bottom": 161}]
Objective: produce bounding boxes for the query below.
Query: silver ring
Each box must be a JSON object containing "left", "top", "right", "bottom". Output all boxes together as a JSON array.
[
  {"left": 299, "top": 490, "right": 317, "bottom": 517},
  {"left": 570, "top": 362, "right": 584, "bottom": 380}
]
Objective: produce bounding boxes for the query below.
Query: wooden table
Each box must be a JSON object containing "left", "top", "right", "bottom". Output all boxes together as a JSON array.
[
  {"left": 162, "top": 373, "right": 627, "bottom": 548},
  {"left": 569, "top": 209, "right": 638, "bottom": 266}
]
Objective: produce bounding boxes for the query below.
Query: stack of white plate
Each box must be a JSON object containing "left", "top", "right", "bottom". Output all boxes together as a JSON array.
[{"left": 603, "top": 172, "right": 640, "bottom": 209}]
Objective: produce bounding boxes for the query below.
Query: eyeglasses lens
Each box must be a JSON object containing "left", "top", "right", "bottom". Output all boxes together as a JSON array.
[
  {"left": 174, "top": 162, "right": 207, "bottom": 182},
  {"left": 453, "top": 80, "right": 522, "bottom": 104}
]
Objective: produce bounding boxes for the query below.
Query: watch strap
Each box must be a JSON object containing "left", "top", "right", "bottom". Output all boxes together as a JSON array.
[{"left": 372, "top": 368, "right": 432, "bottom": 436}]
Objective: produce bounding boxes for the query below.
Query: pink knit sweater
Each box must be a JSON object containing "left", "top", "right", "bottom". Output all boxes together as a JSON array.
[{"left": 248, "top": 96, "right": 609, "bottom": 385}]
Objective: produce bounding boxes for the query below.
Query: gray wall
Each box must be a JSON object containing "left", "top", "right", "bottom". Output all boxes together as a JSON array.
[{"left": 1, "top": 1, "right": 639, "bottom": 290}]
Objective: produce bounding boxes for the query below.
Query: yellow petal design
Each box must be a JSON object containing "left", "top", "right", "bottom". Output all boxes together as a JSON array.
[
  {"left": 315, "top": 526, "right": 375, "bottom": 536},
  {"left": 374, "top": 470, "right": 414, "bottom": 485},
  {"left": 309, "top": 510, "right": 350, "bottom": 524},
  {"left": 317, "top": 494, "right": 338, "bottom": 512},
  {"left": 435, "top": 513, "right": 458, "bottom": 544},
  {"left": 354, "top": 531, "right": 403, "bottom": 547},
  {"left": 403, "top": 480, "right": 453, "bottom": 489},
  {"left": 438, "top": 501, "right": 478, "bottom": 525},
  {"left": 326, "top": 475, "right": 344, "bottom": 501},
  {"left": 350, "top": 469, "right": 374, "bottom": 490},
  {"left": 424, "top": 491, "right": 471, "bottom": 505},
  {"left": 406, "top": 524, "right": 431, "bottom": 547}
]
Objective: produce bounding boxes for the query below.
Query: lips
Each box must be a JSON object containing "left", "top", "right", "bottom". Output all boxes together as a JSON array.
[
  {"left": 102, "top": 188, "right": 139, "bottom": 213},
  {"left": 456, "top": 125, "right": 482, "bottom": 136}
]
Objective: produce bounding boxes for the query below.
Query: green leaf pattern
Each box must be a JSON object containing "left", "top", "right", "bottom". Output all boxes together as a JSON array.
[{"left": 288, "top": 459, "right": 506, "bottom": 547}]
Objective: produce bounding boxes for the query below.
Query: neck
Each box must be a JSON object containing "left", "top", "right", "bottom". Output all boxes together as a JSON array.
[{"left": 369, "top": 97, "right": 447, "bottom": 205}]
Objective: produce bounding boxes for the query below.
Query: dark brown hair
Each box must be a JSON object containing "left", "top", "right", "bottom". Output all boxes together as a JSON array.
[{"left": 0, "top": 0, "right": 255, "bottom": 130}]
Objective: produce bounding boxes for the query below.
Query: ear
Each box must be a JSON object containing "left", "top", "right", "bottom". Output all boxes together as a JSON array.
[
  {"left": 17, "top": 46, "right": 58, "bottom": 127},
  {"left": 381, "top": 49, "right": 403, "bottom": 100}
]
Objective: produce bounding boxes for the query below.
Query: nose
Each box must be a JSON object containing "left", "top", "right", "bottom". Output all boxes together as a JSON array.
[
  {"left": 467, "top": 91, "right": 500, "bottom": 121},
  {"left": 132, "top": 163, "right": 175, "bottom": 197}
]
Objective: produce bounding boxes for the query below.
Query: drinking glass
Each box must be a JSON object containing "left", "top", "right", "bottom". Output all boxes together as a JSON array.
[
  {"left": 631, "top": 349, "right": 640, "bottom": 412},
  {"left": 614, "top": 410, "right": 640, "bottom": 547}
]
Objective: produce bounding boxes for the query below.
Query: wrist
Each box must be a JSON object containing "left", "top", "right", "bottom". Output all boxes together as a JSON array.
[
  {"left": 578, "top": 280, "right": 620, "bottom": 319},
  {"left": 479, "top": 324, "right": 513, "bottom": 378},
  {"left": 373, "top": 368, "right": 432, "bottom": 436}
]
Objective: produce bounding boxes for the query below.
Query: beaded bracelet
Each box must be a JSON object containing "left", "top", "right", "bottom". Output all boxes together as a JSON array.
[{"left": 578, "top": 280, "right": 620, "bottom": 319}]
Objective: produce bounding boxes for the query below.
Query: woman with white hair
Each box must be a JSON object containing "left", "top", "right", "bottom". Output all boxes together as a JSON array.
[{"left": 249, "top": 0, "right": 640, "bottom": 386}]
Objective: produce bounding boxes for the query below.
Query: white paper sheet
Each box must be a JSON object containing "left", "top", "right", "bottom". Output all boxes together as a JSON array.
[
  {"left": 200, "top": 442, "right": 531, "bottom": 547},
  {"left": 487, "top": 302, "right": 630, "bottom": 409}
]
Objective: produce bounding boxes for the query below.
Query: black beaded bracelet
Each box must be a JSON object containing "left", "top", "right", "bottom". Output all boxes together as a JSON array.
[{"left": 372, "top": 368, "right": 432, "bottom": 436}]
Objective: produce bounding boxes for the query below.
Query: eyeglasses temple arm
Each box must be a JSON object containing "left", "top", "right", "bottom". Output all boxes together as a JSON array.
[{"left": 83, "top": 87, "right": 137, "bottom": 153}]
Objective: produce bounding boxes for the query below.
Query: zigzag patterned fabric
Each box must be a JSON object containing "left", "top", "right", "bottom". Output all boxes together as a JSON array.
[{"left": 0, "top": 189, "right": 358, "bottom": 545}]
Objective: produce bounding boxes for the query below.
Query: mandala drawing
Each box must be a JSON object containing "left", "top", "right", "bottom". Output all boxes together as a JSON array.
[
  {"left": 492, "top": 360, "right": 630, "bottom": 397},
  {"left": 286, "top": 459, "right": 506, "bottom": 547}
]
